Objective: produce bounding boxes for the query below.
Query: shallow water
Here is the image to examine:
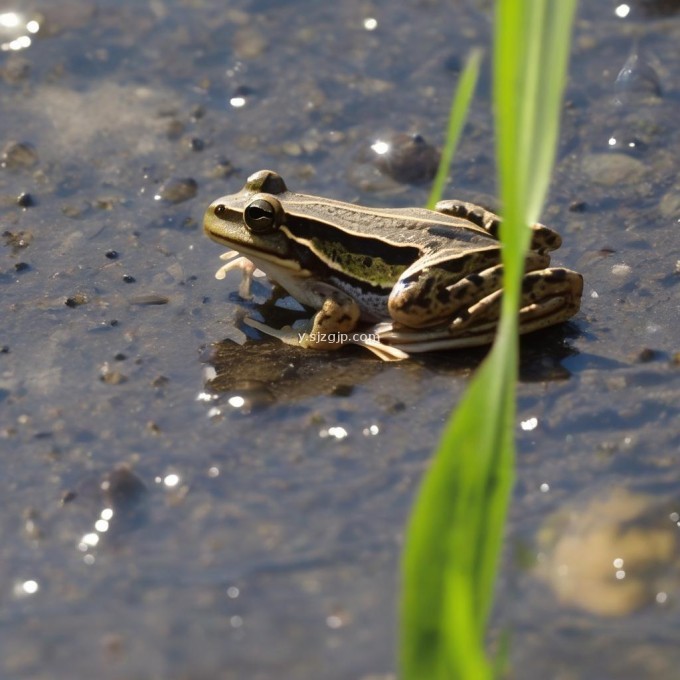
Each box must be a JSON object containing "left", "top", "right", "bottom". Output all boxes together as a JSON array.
[{"left": 1, "top": 1, "right": 679, "bottom": 678}]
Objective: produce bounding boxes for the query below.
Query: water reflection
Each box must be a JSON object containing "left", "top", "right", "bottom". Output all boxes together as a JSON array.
[
  {"left": 535, "top": 487, "right": 680, "bottom": 616},
  {"left": 0, "top": 11, "right": 39, "bottom": 52},
  {"left": 13, "top": 579, "right": 39, "bottom": 597}
]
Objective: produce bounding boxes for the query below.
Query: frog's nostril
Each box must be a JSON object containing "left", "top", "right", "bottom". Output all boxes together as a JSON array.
[{"left": 214, "top": 204, "right": 227, "bottom": 218}]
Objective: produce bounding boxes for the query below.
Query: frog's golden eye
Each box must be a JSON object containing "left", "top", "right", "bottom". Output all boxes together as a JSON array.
[{"left": 244, "top": 196, "right": 282, "bottom": 233}]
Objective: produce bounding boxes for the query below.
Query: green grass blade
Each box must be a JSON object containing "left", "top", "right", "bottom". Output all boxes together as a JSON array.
[
  {"left": 426, "top": 49, "right": 483, "bottom": 210},
  {"left": 400, "top": 2, "right": 577, "bottom": 679}
]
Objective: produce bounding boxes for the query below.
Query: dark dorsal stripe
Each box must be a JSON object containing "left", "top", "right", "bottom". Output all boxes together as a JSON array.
[{"left": 284, "top": 213, "right": 420, "bottom": 265}]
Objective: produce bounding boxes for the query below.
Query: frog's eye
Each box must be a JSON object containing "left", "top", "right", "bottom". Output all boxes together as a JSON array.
[
  {"left": 244, "top": 197, "right": 282, "bottom": 233},
  {"left": 214, "top": 204, "right": 227, "bottom": 218}
]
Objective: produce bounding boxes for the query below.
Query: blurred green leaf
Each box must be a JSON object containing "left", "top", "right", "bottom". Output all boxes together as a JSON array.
[{"left": 400, "top": 2, "right": 577, "bottom": 678}]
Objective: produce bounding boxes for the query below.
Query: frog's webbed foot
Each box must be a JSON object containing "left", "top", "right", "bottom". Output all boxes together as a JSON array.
[{"left": 435, "top": 199, "right": 562, "bottom": 252}]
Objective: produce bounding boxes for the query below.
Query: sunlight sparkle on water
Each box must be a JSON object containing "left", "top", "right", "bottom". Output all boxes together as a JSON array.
[
  {"left": 321, "top": 426, "right": 348, "bottom": 440},
  {"left": 14, "top": 579, "right": 39, "bottom": 597},
  {"left": 0, "top": 12, "right": 20, "bottom": 27},
  {"left": 370, "top": 140, "right": 390, "bottom": 155},
  {"left": 326, "top": 615, "right": 343, "bottom": 629},
  {"left": 163, "top": 473, "right": 180, "bottom": 487},
  {"left": 0, "top": 13, "right": 38, "bottom": 52},
  {"left": 615, "top": 4, "right": 631, "bottom": 18},
  {"left": 196, "top": 391, "right": 218, "bottom": 402},
  {"left": 363, "top": 17, "right": 378, "bottom": 30},
  {"left": 521, "top": 417, "right": 538, "bottom": 431},
  {"left": 78, "top": 533, "right": 100, "bottom": 551}
]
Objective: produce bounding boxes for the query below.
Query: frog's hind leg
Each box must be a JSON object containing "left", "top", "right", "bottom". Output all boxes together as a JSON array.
[
  {"left": 450, "top": 267, "right": 583, "bottom": 335},
  {"left": 389, "top": 250, "right": 549, "bottom": 329},
  {"left": 434, "top": 199, "right": 562, "bottom": 252}
]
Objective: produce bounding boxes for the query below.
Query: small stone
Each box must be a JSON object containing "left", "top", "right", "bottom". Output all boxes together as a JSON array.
[
  {"left": 14, "top": 262, "right": 29, "bottom": 272},
  {"left": 331, "top": 384, "right": 354, "bottom": 397},
  {"left": 105, "top": 250, "right": 118, "bottom": 260},
  {"left": 154, "top": 177, "right": 198, "bottom": 204},
  {"left": 16, "top": 192, "right": 34, "bottom": 207},
  {"left": 165, "top": 119, "right": 184, "bottom": 140},
  {"left": 2, "top": 230, "right": 32, "bottom": 251},
  {"left": 569, "top": 200, "right": 588, "bottom": 213},
  {"left": 1, "top": 141, "right": 38, "bottom": 170},
  {"left": 61, "top": 490, "right": 77, "bottom": 504},
  {"left": 207, "top": 158, "right": 235, "bottom": 179},
  {"left": 190, "top": 106, "right": 205, "bottom": 121},
  {"left": 122, "top": 274, "right": 136, "bottom": 283},
  {"left": 614, "top": 52, "right": 662, "bottom": 100},
  {"left": 635, "top": 348, "right": 659, "bottom": 363},
  {"left": 659, "top": 186, "right": 680, "bottom": 219},
  {"left": 611, "top": 263, "right": 632, "bottom": 277},
  {"left": 189, "top": 137, "right": 205, "bottom": 151},
  {"left": 370, "top": 132, "right": 440, "bottom": 184},
  {"left": 581, "top": 152, "right": 645, "bottom": 186},
  {"left": 101, "top": 465, "right": 147, "bottom": 510},
  {"left": 99, "top": 363, "right": 127, "bottom": 384},
  {"left": 65, "top": 293, "right": 88, "bottom": 307},
  {"left": 128, "top": 294, "right": 169, "bottom": 305}
]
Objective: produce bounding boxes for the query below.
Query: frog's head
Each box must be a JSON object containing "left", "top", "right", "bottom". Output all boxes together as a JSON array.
[{"left": 203, "top": 170, "right": 295, "bottom": 262}]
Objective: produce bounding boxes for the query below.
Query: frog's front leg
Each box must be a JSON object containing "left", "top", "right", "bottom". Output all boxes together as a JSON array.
[
  {"left": 435, "top": 199, "right": 562, "bottom": 253},
  {"left": 244, "top": 284, "right": 408, "bottom": 360},
  {"left": 301, "top": 288, "right": 361, "bottom": 349},
  {"left": 244, "top": 284, "right": 360, "bottom": 350}
]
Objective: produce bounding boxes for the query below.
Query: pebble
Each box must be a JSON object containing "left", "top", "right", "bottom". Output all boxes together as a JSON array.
[
  {"left": 16, "top": 193, "right": 34, "bottom": 207},
  {"left": 1, "top": 141, "right": 38, "bottom": 170},
  {"left": 659, "top": 185, "right": 680, "bottom": 219},
  {"left": 154, "top": 177, "right": 198, "bottom": 204},
  {"left": 65, "top": 293, "right": 89, "bottom": 307},
  {"left": 614, "top": 52, "right": 662, "bottom": 101},
  {"left": 581, "top": 152, "right": 645, "bottom": 186},
  {"left": 370, "top": 132, "right": 440, "bottom": 184},
  {"left": 128, "top": 294, "right": 169, "bottom": 305}
]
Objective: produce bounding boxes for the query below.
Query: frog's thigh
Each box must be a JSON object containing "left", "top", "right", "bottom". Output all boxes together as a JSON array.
[
  {"left": 302, "top": 290, "right": 361, "bottom": 350},
  {"left": 388, "top": 252, "right": 547, "bottom": 328},
  {"left": 435, "top": 199, "right": 561, "bottom": 252}
]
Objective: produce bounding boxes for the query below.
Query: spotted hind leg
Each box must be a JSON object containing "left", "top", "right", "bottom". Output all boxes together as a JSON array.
[
  {"left": 434, "top": 199, "right": 562, "bottom": 252},
  {"left": 449, "top": 267, "right": 583, "bottom": 335}
]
